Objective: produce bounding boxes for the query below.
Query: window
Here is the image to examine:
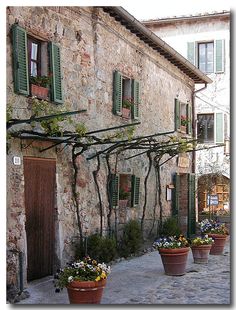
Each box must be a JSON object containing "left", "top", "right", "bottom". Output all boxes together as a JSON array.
[
  {"left": 109, "top": 174, "right": 140, "bottom": 208},
  {"left": 28, "top": 37, "right": 41, "bottom": 77},
  {"left": 197, "top": 112, "right": 224, "bottom": 144},
  {"left": 198, "top": 42, "right": 214, "bottom": 73},
  {"left": 175, "top": 98, "right": 192, "bottom": 134},
  {"left": 197, "top": 114, "right": 214, "bottom": 143},
  {"left": 12, "top": 24, "right": 63, "bottom": 103},
  {"left": 113, "top": 71, "right": 140, "bottom": 120},
  {"left": 187, "top": 40, "right": 225, "bottom": 74}
]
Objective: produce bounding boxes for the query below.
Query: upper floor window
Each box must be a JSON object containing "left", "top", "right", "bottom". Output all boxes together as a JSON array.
[
  {"left": 197, "top": 113, "right": 224, "bottom": 144},
  {"left": 12, "top": 24, "right": 63, "bottom": 103},
  {"left": 175, "top": 98, "right": 192, "bottom": 135},
  {"left": 28, "top": 37, "right": 41, "bottom": 77},
  {"left": 187, "top": 39, "right": 225, "bottom": 74},
  {"left": 113, "top": 71, "right": 140, "bottom": 120},
  {"left": 198, "top": 42, "right": 214, "bottom": 73}
]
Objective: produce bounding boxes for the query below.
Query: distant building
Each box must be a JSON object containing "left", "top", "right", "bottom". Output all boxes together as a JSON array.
[{"left": 143, "top": 11, "right": 230, "bottom": 215}]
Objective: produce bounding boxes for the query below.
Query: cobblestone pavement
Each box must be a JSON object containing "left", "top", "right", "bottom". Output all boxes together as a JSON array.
[{"left": 17, "top": 239, "right": 230, "bottom": 305}]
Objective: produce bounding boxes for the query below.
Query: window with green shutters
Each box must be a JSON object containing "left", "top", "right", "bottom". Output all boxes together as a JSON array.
[
  {"left": 12, "top": 24, "right": 63, "bottom": 103},
  {"left": 197, "top": 112, "right": 224, "bottom": 144},
  {"left": 175, "top": 98, "right": 192, "bottom": 135},
  {"left": 187, "top": 40, "right": 225, "bottom": 74},
  {"left": 113, "top": 70, "right": 140, "bottom": 120},
  {"left": 110, "top": 173, "right": 140, "bottom": 208}
]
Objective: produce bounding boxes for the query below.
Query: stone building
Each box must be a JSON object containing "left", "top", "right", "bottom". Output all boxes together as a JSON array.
[
  {"left": 143, "top": 11, "right": 230, "bottom": 215},
  {"left": 6, "top": 6, "right": 211, "bottom": 292}
]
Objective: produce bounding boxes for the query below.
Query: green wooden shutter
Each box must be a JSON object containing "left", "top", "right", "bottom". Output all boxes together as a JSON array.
[
  {"left": 215, "top": 39, "right": 225, "bottom": 73},
  {"left": 49, "top": 42, "right": 63, "bottom": 104},
  {"left": 172, "top": 173, "right": 180, "bottom": 218},
  {"left": 187, "top": 42, "right": 195, "bottom": 65},
  {"left": 12, "top": 24, "right": 29, "bottom": 95},
  {"left": 186, "top": 104, "right": 192, "bottom": 135},
  {"left": 175, "top": 98, "right": 180, "bottom": 130},
  {"left": 110, "top": 174, "right": 119, "bottom": 208},
  {"left": 188, "top": 173, "right": 196, "bottom": 237},
  {"left": 215, "top": 112, "right": 224, "bottom": 143},
  {"left": 131, "top": 175, "right": 140, "bottom": 207},
  {"left": 131, "top": 80, "right": 140, "bottom": 120},
  {"left": 113, "top": 71, "right": 122, "bottom": 115}
]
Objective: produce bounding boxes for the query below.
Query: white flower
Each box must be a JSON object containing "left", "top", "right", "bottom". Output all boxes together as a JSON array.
[{"left": 68, "top": 276, "right": 74, "bottom": 282}]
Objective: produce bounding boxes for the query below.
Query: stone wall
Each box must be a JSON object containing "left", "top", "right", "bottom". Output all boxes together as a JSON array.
[{"left": 6, "top": 6, "right": 194, "bottom": 288}]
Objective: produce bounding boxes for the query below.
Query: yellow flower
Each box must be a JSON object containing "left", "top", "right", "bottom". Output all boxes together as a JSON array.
[
  {"left": 95, "top": 276, "right": 101, "bottom": 282},
  {"left": 101, "top": 271, "right": 107, "bottom": 279}
]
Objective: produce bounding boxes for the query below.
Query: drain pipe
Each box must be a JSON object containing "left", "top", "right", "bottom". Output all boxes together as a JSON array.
[{"left": 192, "top": 83, "right": 208, "bottom": 173}]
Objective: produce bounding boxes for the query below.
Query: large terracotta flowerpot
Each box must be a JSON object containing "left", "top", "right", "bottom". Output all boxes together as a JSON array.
[
  {"left": 31, "top": 84, "right": 49, "bottom": 100},
  {"left": 122, "top": 107, "right": 131, "bottom": 119},
  {"left": 191, "top": 244, "right": 212, "bottom": 264},
  {"left": 208, "top": 233, "right": 228, "bottom": 255},
  {"left": 158, "top": 247, "right": 190, "bottom": 276},
  {"left": 66, "top": 279, "right": 106, "bottom": 304}
]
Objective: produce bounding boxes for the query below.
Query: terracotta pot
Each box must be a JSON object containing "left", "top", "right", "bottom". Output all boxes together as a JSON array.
[
  {"left": 191, "top": 244, "right": 212, "bottom": 264},
  {"left": 67, "top": 279, "right": 106, "bottom": 304},
  {"left": 122, "top": 107, "right": 131, "bottom": 119},
  {"left": 208, "top": 233, "right": 228, "bottom": 255},
  {"left": 158, "top": 247, "right": 190, "bottom": 276},
  {"left": 31, "top": 84, "right": 49, "bottom": 100}
]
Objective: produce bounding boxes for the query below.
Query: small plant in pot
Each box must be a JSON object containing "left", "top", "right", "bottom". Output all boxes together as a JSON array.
[
  {"left": 54, "top": 256, "right": 111, "bottom": 304},
  {"left": 199, "top": 219, "right": 229, "bottom": 255},
  {"left": 153, "top": 235, "right": 190, "bottom": 276},
  {"left": 30, "top": 75, "right": 51, "bottom": 99},
  {"left": 190, "top": 235, "right": 214, "bottom": 264}
]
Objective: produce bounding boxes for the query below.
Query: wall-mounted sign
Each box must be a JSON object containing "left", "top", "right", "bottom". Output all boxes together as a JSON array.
[
  {"left": 178, "top": 155, "right": 190, "bottom": 168},
  {"left": 13, "top": 156, "right": 21, "bottom": 165},
  {"left": 207, "top": 194, "right": 219, "bottom": 206}
]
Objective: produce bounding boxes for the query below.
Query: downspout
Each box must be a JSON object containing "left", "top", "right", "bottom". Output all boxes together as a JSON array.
[{"left": 192, "top": 83, "right": 208, "bottom": 223}]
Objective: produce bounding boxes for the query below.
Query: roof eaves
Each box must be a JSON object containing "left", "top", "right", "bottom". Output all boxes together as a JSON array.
[{"left": 102, "top": 6, "right": 212, "bottom": 84}]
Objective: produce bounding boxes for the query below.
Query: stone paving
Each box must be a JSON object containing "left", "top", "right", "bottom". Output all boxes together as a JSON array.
[{"left": 17, "top": 239, "right": 230, "bottom": 305}]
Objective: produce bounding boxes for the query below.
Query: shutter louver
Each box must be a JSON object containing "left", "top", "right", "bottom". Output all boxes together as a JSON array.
[
  {"left": 131, "top": 80, "right": 140, "bottom": 120},
  {"left": 215, "top": 112, "right": 224, "bottom": 144},
  {"left": 215, "top": 39, "right": 225, "bottom": 73},
  {"left": 49, "top": 42, "right": 63, "bottom": 104},
  {"left": 173, "top": 173, "right": 180, "bottom": 217},
  {"left": 188, "top": 173, "right": 196, "bottom": 236},
  {"left": 187, "top": 42, "right": 195, "bottom": 65},
  {"left": 110, "top": 174, "right": 119, "bottom": 208},
  {"left": 12, "top": 24, "right": 29, "bottom": 95},
  {"left": 113, "top": 71, "right": 122, "bottom": 115},
  {"left": 131, "top": 175, "right": 140, "bottom": 207},
  {"left": 175, "top": 98, "right": 180, "bottom": 130},
  {"left": 186, "top": 104, "right": 192, "bottom": 135}
]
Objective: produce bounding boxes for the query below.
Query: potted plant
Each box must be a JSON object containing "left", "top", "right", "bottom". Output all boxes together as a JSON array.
[
  {"left": 180, "top": 115, "right": 189, "bottom": 132},
  {"left": 199, "top": 219, "right": 229, "bottom": 255},
  {"left": 122, "top": 98, "right": 133, "bottom": 119},
  {"left": 119, "top": 188, "right": 130, "bottom": 208},
  {"left": 153, "top": 235, "right": 190, "bottom": 276},
  {"left": 54, "top": 256, "right": 111, "bottom": 304},
  {"left": 190, "top": 235, "right": 214, "bottom": 264},
  {"left": 30, "top": 75, "right": 51, "bottom": 100}
]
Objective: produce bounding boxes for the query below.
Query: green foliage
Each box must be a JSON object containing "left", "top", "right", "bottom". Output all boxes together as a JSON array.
[
  {"left": 6, "top": 106, "right": 13, "bottom": 122},
  {"left": 75, "top": 123, "right": 87, "bottom": 137},
  {"left": 80, "top": 234, "right": 117, "bottom": 263},
  {"left": 118, "top": 220, "right": 142, "bottom": 258},
  {"left": 30, "top": 75, "right": 51, "bottom": 87},
  {"left": 159, "top": 217, "right": 181, "bottom": 237}
]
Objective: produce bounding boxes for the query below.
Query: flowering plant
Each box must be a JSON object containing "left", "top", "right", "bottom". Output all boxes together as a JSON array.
[
  {"left": 153, "top": 235, "right": 189, "bottom": 250},
  {"left": 180, "top": 115, "right": 189, "bottom": 126},
  {"left": 30, "top": 75, "right": 51, "bottom": 87},
  {"left": 199, "top": 219, "right": 229, "bottom": 235},
  {"left": 122, "top": 97, "right": 134, "bottom": 109},
  {"left": 54, "top": 256, "right": 111, "bottom": 292},
  {"left": 190, "top": 235, "right": 214, "bottom": 246}
]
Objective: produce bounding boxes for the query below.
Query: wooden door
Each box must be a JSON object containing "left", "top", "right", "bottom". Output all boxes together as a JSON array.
[{"left": 24, "top": 157, "right": 56, "bottom": 281}]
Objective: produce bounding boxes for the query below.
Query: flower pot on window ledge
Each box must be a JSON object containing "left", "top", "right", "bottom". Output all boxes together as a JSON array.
[
  {"left": 180, "top": 125, "right": 187, "bottom": 132},
  {"left": 31, "top": 84, "right": 49, "bottom": 100},
  {"left": 122, "top": 107, "right": 131, "bottom": 119}
]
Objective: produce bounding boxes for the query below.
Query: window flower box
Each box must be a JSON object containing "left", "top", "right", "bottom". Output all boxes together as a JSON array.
[{"left": 31, "top": 84, "right": 49, "bottom": 100}]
